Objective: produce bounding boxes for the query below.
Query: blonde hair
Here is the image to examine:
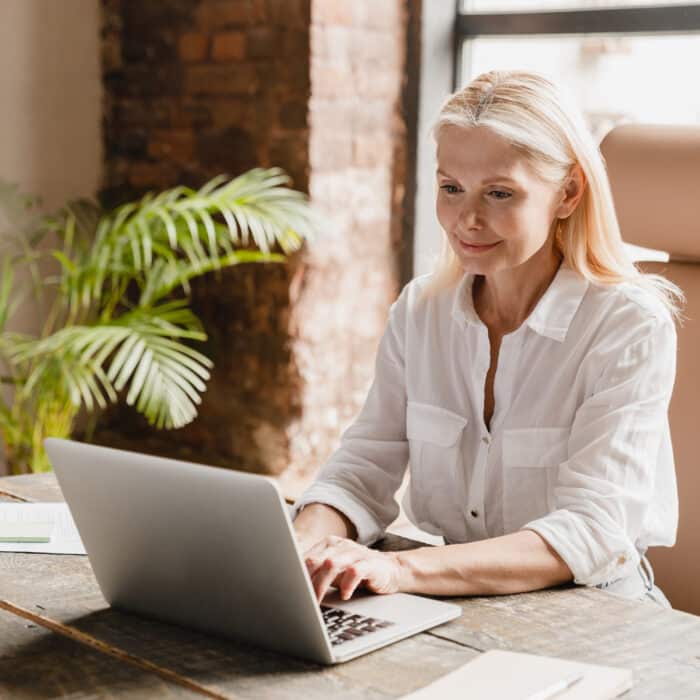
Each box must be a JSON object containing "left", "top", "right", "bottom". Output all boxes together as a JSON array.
[{"left": 426, "top": 70, "right": 683, "bottom": 319}]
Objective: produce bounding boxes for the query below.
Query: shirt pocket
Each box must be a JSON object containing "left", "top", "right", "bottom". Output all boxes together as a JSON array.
[
  {"left": 405, "top": 401, "right": 468, "bottom": 532},
  {"left": 502, "top": 427, "right": 570, "bottom": 533}
]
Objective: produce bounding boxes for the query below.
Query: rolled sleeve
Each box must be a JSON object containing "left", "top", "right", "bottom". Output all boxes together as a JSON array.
[
  {"left": 291, "top": 292, "right": 410, "bottom": 546},
  {"left": 523, "top": 315, "right": 677, "bottom": 586},
  {"left": 291, "top": 485, "right": 386, "bottom": 546}
]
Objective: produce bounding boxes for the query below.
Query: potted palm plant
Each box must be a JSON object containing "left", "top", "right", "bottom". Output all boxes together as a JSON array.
[{"left": 0, "top": 168, "right": 317, "bottom": 474}]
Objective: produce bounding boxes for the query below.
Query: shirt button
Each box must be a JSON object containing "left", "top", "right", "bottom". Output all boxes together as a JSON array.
[
  {"left": 481, "top": 436, "right": 490, "bottom": 445},
  {"left": 470, "top": 510, "right": 479, "bottom": 518},
  {"left": 617, "top": 555, "right": 627, "bottom": 565}
]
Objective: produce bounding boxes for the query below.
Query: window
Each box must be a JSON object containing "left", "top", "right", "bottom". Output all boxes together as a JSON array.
[{"left": 458, "top": 2, "right": 700, "bottom": 139}]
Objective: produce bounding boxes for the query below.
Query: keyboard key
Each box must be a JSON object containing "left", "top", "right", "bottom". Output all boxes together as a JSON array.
[{"left": 320, "top": 606, "right": 395, "bottom": 646}]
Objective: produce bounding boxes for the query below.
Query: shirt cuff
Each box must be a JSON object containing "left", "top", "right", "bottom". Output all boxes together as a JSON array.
[
  {"left": 522, "top": 509, "right": 640, "bottom": 586},
  {"left": 291, "top": 484, "right": 385, "bottom": 546}
]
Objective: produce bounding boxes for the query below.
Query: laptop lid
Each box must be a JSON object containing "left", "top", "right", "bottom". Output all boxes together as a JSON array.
[{"left": 44, "top": 438, "right": 335, "bottom": 664}]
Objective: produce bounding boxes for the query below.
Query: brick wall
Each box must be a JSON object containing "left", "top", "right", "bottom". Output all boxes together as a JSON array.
[
  {"left": 98, "top": 0, "right": 413, "bottom": 494},
  {"left": 279, "top": 0, "right": 410, "bottom": 495}
]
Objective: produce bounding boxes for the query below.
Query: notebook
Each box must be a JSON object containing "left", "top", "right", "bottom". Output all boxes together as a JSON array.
[
  {"left": 401, "top": 649, "right": 633, "bottom": 700},
  {"left": 0, "top": 503, "right": 86, "bottom": 554}
]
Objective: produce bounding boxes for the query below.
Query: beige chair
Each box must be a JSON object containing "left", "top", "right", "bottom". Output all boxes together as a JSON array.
[{"left": 601, "top": 124, "right": 700, "bottom": 615}]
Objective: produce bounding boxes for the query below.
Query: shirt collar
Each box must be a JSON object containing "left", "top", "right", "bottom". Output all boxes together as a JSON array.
[{"left": 450, "top": 262, "right": 589, "bottom": 343}]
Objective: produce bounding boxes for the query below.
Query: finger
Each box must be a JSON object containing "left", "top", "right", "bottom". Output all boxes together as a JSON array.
[
  {"left": 303, "top": 535, "right": 345, "bottom": 572},
  {"left": 312, "top": 549, "right": 367, "bottom": 601},
  {"left": 305, "top": 538, "right": 359, "bottom": 578},
  {"left": 337, "top": 561, "right": 368, "bottom": 601},
  {"left": 312, "top": 555, "right": 343, "bottom": 601},
  {"left": 305, "top": 546, "right": 344, "bottom": 580}
]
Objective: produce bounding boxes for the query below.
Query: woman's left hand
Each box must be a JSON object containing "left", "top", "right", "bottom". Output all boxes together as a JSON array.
[{"left": 302, "top": 535, "right": 403, "bottom": 602}]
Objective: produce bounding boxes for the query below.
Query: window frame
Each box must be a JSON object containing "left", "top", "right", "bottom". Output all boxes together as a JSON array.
[{"left": 456, "top": 4, "right": 700, "bottom": 87}]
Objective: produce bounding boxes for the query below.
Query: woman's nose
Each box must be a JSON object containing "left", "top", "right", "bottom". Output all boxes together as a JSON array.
[{"left": 457, "top": 201, "right": 482, "bottom": 230}]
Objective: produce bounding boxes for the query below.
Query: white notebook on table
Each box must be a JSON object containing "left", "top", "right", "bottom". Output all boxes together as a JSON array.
[
  {"left": 0, "top": 503, "right": 86, "bottom": 554},
  {"left": 402, "top": 649, "right": 633, "bottom": 700}
]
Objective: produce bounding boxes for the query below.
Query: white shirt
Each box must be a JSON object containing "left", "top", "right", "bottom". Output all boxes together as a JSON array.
[{"left": 293, "top": 263, "right": 678, "bottom": 586}]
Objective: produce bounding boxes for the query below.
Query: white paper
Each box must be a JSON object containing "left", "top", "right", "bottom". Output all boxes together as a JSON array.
[
  {"left": 401, "top": 649, "right": 633, "bottom": 700},
  {"left": 0, "top": 503, "right": 86, "bottom": 554}
]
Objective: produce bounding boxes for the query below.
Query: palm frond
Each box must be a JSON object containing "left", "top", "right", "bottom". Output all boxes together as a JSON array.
[
  {"left": 62, "top": 168, "right": 317, "bottom": 313},
  {"left": 10, "top": 303, "right": 213, "bottom": 430},
  {"left": 0, "top": 258, "right": 15, "bottom": 332},
  {"left": 138, "top": 250, "right": 285, "bottom": 307}
]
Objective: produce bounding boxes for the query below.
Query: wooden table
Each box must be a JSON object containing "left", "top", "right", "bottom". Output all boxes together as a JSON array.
[{"left": 2, "top": 473, "right": 700, "bottom": 699}]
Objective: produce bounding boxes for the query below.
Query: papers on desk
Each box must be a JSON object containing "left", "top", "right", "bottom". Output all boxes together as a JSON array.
[
  {"left": 0, "top": 503, "right": 86, "bottom": 554},
  {"left": 401, "top": 649, "right": 633, "bottom": 700}
]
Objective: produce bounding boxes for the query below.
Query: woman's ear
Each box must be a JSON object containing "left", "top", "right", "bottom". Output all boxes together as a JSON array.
[{"left": 556, "top": 163, "right": 586, "bottom": 219}]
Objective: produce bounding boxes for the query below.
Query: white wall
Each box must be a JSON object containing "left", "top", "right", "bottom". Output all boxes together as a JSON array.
[
  {"left": 0, "top": 0, "right": 101, "bottom": 474},
  {"left": 0, "top": 0, "right": 102, "bottom": 209}
]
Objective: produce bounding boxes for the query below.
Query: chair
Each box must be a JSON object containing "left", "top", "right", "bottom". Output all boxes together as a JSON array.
[{"left": 600, "top": 124, "right": 700, "bottom": 615}]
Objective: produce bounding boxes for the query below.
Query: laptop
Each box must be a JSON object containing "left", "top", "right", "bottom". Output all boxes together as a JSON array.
[{"left": 44, "top": 438, "right": 462, "bottom": 664}]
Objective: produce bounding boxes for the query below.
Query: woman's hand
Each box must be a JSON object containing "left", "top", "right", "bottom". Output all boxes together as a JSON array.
[{"left": 302, "top": 535, "right": 403, "bottom": 602}]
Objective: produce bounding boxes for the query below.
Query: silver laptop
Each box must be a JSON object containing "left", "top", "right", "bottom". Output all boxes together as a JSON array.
[{"left": 44, "top": 438, "right": 461, "bottom": 664}]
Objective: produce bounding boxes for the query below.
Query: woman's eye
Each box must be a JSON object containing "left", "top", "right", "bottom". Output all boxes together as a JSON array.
[
  {"left": 440, "top": 184, "right": 461, "bottom": 195},
  {"left": 488, "top": 190, "right": 512, "bottom": 199}
]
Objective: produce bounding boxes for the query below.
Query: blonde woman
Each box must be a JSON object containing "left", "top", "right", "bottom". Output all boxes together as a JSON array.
[{"left": 292, "top": 70, "right": 680, "bottom": 608}]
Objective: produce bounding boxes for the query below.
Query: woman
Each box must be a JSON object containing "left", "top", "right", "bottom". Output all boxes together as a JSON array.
[{"left": 292, "top": 70, "right": 681, "bottom": 608}]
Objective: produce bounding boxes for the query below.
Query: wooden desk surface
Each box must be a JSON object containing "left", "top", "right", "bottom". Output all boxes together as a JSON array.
[{"left": 1, "top": 473, "right": 699, "bottom": 699}]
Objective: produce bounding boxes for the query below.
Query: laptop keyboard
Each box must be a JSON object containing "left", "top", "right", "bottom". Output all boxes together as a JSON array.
[{"left": 321, "top": 605, "right": 395, "bottom": 646}]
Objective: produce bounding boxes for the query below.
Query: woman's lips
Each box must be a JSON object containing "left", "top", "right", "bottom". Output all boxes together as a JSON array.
[{"left": 458, "top": 240, "right": 502, "bottom": 253}]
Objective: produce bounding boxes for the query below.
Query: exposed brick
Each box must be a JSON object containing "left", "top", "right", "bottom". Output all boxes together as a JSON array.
[
  {"left": 197, "top": 0, "right": 249, "bottom": 28},
  {"left": 282, "top": 28, "right": 310, "bottom": 59},
  {"left": 276, "top": 55, "right": 311, "bottom": 92},
  {"left": 179, "top": 32, "right": 209, "bottom": 62},
  {"left": 195, "top": 126, "right": 258, "bottom": 175},
  {"left": 212, "top": 31, "right": 247, "bottom": 62},
  {"left": 112, "top": 129, "right": 149, "bottom": 157},
  {"left": 310, "top": 60, "right": 355, "bottom": 98},
  {"left": 269, "top": 134, "right": 310, "bottom": 189},
  {"left": 209, "top": 99, "right": 254, "bottom": 128},
  {"left": 148, "top": 129, "right": 196, "bottom": 163},
  {"left": 246, "top": 27, "right": 278, "bottom": 59},
  {"left": 353, "top": 134, "right": 394, "bottom": 168},
  {"left": 128, "top": 161, "right": 177, "bottom": 189},
  {"left": 311, "top": 25, "right": 350, "bottom": 64},
  {"left": 362, "top": 0, "right": 402, "bottom": 30},
  {"left": 351, "top": 99, "right": 393, "bottom": 131},
  {"left": 266, "top": 0, "right": 310, "bottom": 28},
  {"left": 170, "top": 101, "right": 213, "bottom": 129},
  {"left": 309, "top": 132, "right": 353, "bottom": 172},
  {"left": 117, "top": 65, "right": 184, "bottom": 98},
  {"left": 114, "top": 99, "right": 156, "bottom": 127},
  {"left": 185, "top": 64, "right": 259, "bottom": 95},
  {"left": 197, "top": 0, "right": 269, "bottom": 29},
  {"left": 102, "top": 31, "right": 122, "bottom": 72},
  {"left": 121, "top": 0, "right": 198, "bottom": 32},
  {"left": 279, "top": 100, "right": 308, "bottom": 129},
  {"left": 122, "top": 33, "right": 179, "bottom": 63},
  {"left": 349, "top": 1, "right": 370, "bottom": 28},
  {"left": 99, "top": 0, "right": 408, "bottom": 492},
  {"left": 355, "top": 64, "right": 401, "bottom": 99},
  {"left": 251, "top": 0, "right": 269, "bottom": 24},
  {"left": 312, "top": 0, "right": 354, "bottom": 27}
]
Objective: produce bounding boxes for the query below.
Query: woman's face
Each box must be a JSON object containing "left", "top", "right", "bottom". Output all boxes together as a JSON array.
[{"left": 436, "top": 125, "right": 564, "bottom": 276}]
